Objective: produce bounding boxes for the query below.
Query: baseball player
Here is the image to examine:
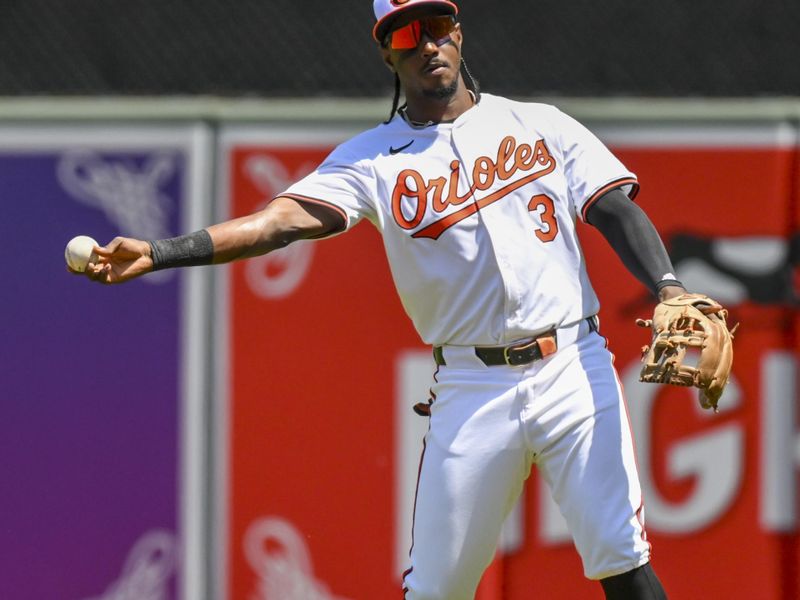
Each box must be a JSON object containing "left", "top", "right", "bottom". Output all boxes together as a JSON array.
[{"left": 75, "top": 1, "right": 681, "bottom": 598}]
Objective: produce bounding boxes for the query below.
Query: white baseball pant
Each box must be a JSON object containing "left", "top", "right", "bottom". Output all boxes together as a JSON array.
[{"left": 403, "top": 324, "right": 651, "bottom": 599}]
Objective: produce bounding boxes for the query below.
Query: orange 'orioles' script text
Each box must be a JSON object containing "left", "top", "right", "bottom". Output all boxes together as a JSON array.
[{"left": 391, "top": 136, "right": 556, "bottom": 240}]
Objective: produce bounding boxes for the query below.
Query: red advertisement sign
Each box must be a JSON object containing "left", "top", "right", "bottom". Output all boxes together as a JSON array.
[
  {"left": 222, "top": 137, "right": 421, "bottom": 599},
  {"left": 220, "top": 124, "right": 799, "bottom": 599},
  {"left": 504, "top": 128, "right": 799, "bottom": 600}
]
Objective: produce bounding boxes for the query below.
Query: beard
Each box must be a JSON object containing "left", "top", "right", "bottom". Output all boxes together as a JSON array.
[{"left": 422, "top": 73, "right": 460, "bottom": 100}]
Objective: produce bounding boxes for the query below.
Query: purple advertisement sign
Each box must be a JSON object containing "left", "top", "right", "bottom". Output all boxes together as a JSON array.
[{"left": 0, "top": 127, "right": 209, "bottom": 600}]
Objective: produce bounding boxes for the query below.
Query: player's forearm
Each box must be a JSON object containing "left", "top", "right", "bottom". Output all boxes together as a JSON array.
[
  {"left": 205, "top": 210, "right": 294, "bottom": 263},
  {"left": 585, "top": 189, "right": 683, "bottom": 297},
  {"left": 147, "top": 213, "right": 282, "bottom": 271},
  {"left": 150, "top": 197, "right": 335, "bottom": 270},
  {"left": 208, "top": 197, "right": 338, "bottom": 262}
]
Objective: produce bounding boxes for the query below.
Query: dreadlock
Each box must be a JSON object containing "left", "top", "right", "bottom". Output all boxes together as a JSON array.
[{"left": 384, "top": 73, "right": 406, "bottom": 125}]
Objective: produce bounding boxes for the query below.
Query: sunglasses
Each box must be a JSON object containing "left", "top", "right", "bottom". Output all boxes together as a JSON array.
[{"left": 385, "top": 16, "right": 457, "bottom": 50}]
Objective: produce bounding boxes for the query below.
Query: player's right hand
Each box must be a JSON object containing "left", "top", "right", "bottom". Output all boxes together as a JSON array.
[{"left": 72, "top": 237, "right": 154, "bottom": 284}]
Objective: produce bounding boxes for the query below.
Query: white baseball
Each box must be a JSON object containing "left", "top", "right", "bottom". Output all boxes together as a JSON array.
[{"left": 65, "top": 235, "right": 99, "bottom": 272}]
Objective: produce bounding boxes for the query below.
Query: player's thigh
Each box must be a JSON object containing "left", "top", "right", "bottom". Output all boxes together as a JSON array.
[
  {"left": 406, "top": 441, "right": 528, "bottom": 598},
  {"left": 537, "top": 335, "right": 649, "bottom": 579},
  {"left": 405, "top": 368, "right": 530, "bottom": 598}
]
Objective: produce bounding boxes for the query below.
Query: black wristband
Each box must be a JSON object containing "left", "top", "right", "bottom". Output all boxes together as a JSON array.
[
  {"left": 655, "top": 278, "right": 684, "bottom": 292},
  {"left": 149, "top": 229, "right": 214, "bottom": 271}
]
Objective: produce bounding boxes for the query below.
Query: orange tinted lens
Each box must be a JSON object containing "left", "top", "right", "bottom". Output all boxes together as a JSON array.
[
  {"left": 422, "top": 16, "right": 456, "bottom": 41},
  {"left": 389, "top": 16, "right": 454, "bottom": 50},
  {"left": 390, "top": 21, "right": 421, "bottom": 49}
]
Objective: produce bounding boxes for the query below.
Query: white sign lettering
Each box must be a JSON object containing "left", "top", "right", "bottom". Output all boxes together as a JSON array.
[
  {"left": 623, "top": 360, "right": 744, "bottom": 533},
  {"left": 761, "top": 352, "right": 800, "bottom": 531},
  {"left": 244, "top": 516, "right": 351, "bottom": 600},
  {"left": 83, "top": 530, "right": 177, "bottom": 600}
]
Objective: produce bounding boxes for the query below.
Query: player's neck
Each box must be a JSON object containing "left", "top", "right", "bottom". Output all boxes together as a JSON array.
[{"left": 403, "top": 85, "right": 475, "bottom": 125}]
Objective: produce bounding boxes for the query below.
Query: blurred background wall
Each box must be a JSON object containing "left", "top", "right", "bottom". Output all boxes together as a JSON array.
[
  {"left": 1, "top": 2, "right": 799, "bottom": 600},
  {"left": 0, "top": 0, "right": 799, "bottom": 97}
]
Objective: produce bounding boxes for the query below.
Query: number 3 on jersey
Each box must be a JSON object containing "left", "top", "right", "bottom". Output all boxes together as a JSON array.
[{"left": 528, "top": 194, "right": 559, "bottom": 242}]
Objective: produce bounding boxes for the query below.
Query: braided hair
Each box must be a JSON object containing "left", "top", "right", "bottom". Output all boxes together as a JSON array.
[{"left": 384, "top": 73, "right": 407, "bottom": 125}]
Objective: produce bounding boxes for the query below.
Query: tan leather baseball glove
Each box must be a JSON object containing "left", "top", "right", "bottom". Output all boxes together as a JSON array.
[{"left": 636, "top": 293, "right": 738, "bottom": 411}]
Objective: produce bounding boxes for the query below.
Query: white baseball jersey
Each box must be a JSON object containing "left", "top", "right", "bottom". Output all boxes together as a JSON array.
[
  {"left": 282, "top": 93, "right": 638, "bottom": 346},
  {"left": 283, "top": 92, "right": 652, "bottom": 596}
]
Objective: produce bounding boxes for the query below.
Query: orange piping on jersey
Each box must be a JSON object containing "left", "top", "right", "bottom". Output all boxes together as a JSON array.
[
  {"left": 278, "top": 193, "right": 349, "bottom": 237},
  {"left": 580, "top": 177, "right": 640, "bottom": 222}
]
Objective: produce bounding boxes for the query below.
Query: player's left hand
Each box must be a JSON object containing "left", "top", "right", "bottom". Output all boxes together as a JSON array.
[
  {"left": 69, "top": 237, "right": 154, "bottom": 284},
  {"left": 636, "top": 293, "right": 739, "bottom": 411}
]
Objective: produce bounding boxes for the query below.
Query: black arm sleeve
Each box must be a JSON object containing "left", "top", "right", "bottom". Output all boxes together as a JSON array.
[{"left": 584, "top": 188, "right": 682, "bottom": 297}]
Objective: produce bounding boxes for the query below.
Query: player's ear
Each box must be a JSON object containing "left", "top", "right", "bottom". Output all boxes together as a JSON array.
[
  {"left": 451, "top": 22, "right": 463, "bottom": 46},
  {"left": 380, "top": 46, "right": 396, "bottom": 72}
]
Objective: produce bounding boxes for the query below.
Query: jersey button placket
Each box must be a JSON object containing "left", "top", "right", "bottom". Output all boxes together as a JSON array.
[
  {"left": 449, "top": 125, "right": 509, "bottom": 343},
  {"left": 452, "top": 125, "right": 525, "bottom": 339}
]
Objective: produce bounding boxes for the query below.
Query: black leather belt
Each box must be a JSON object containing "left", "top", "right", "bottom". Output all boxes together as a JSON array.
[
  {"left": 433, "top": 317, "right": 598, "bottom": 367},
  {"left": 433, "top": 329, "right": 558, "bottom": 367}
]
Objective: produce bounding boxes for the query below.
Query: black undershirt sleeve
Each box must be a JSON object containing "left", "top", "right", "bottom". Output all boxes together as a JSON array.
[{"left": 584, "top": 188, "right": 682, "bottom": 297}]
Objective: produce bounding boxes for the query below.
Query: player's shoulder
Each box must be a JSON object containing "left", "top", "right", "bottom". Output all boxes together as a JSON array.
[
  {"left": 324, "top": 118, "right": 410, "bottom": 165},
  {"left": 479, "top": 93, "right": 567, "bottom": 128},
  {"left": 481, "top": 93, "right": 563, "bottom": 117}
]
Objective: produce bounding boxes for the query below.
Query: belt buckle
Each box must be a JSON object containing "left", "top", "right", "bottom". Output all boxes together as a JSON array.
[{"left": 503, "top": 340, "right": 538, "bottom": 366}]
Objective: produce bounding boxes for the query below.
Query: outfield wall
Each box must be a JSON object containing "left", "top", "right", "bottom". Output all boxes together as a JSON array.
[{"left": 2, "top": 98, "right": 798, "bottom": 600}]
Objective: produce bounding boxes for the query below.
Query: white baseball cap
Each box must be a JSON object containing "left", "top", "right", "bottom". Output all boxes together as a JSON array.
[{"left": 372, "top": 0, "right": 459, "bottom": 43}]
